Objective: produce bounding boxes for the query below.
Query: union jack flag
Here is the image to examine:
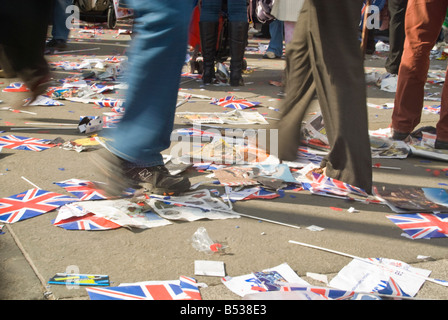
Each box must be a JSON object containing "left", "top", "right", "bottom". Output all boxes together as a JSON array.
[
  {"left": 86, "top": 276, "right": 201, "bottom": 300},
  {"left": 386, "top": 213, "right": 448, "bottom": 239},
  {"left": 212, "top": 96, "right": 261, "bottom": 109},
  {"left": 54, "top": 179, "right": 110, "bottom": 200},
  {"left": 376, "top": 277, "right": 410, "bottom": 297},
  {"left": 53, "top": 212, "right": 122, "bottom": 230},
  {"left": 93, "top": 99, "right": 124, "bottom": 108},
  {"left": 0, "top": 188, "right": 77, "bottom": 223},
  {"left": 0, "top": 135, "right": 55, "bottom": 151},
  {"left": 2, "top": 82, "right": 29, "bottom": 92},
  {"left": 311, "top": 172, "right": 369, "bottom": 197},
  {"left": 280, "top": 285, "right": 355, "bottom": 300}
]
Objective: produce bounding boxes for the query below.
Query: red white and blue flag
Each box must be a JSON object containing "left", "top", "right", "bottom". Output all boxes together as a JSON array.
[
  {"left": 386, "top": 213, "right": 448, "bottom": 239},
  {"left": 53, "top": 212, "right": 122, "bottom": 231},
  {"left": 0, "top": 135, "right": 55, "bottom": 152},
  {"left": 2, "top": 82, "right": 30, "bottom": 92},
  {"left": 86, "top": 276, "right": 201, "bottom": 300},
  {"left": 0, "top": 188, "right": 76, "bottom": 223},
  {"left": 311, "top": 172, "right": 369, "bottom": 197},
  {"left": 94, "top": 99, "right": 124, "bottom": 108},
  {"left": 376, "top": 277, "right": 410, "bottom": 297},
  {"left": 212, "top": 96, "right": 261, "bottom": 109},
  {"left": 280, "top": 285, "right": 355, "bottom": 300},
  {"left": 54, "top": 179, "right": 110, "bottom": 200}
]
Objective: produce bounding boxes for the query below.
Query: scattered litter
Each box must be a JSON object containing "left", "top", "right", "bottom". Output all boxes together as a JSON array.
[
  {"left": 191, "top": 227, "right": 227, "bottom": 254},
  {"left": 194, "top": 260, "right": 226, "bottom": 277},
  {"left": 48, "top": 273, "right": 110, "bottom": 286}
]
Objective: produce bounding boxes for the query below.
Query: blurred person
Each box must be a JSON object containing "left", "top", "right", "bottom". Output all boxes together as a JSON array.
[
  {"left": 263, "top": 19, "right": 284, "bottom": 59},
  {"left": 0, "top": 0, "right": 53, "bottom": 102},
  {"left": 91, "top": 0, "right": 196, "bottom": 196},
  {"left": 270, "top": 0, "right": 373, "bottom": 193},
  {"left": 391, "top": 0, "right": 448, "bottom": 149},
  {"left": 199, "top": 0, "right": 248, "bottom": 86},
  {"left": 385, "top": 0, "right": 407, "bottom": 76},
  {"left": 47, "top": 0, "right": 73, "bottom": 50}
]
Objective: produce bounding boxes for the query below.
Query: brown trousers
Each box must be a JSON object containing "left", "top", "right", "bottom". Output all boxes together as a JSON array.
[
  {"left": 392, "top": 0, "right": 448, "bottom": 141},
  {"left": 272, "top": 0, "right": 372, "bottom": 193}
]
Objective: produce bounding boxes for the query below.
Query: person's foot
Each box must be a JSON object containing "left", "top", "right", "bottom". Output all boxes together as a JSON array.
[
  {"left": 390, "top": 129, "right": 410, "bottom": 141},
  {"left": 435, "top": 139, "right": 448, "bottom": 150},
  {"left": 90, "top": 148, "right": 191, "bottom": 197},
  {"left": 263, "top": 51, "right": 281, "bottom": 59},
  {"left": 46, "top": 39, "right": 67, "bottom": 50}
]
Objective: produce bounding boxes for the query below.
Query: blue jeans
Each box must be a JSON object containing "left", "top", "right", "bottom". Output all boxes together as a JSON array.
[
  {"left": 52, "top": 0, "right": 72, "bottom": 40},
  {"left": 200, "top": 0, "right": 247, "bottom": 22},
  {"left": 267, "top": 19, "right": 284, "bottom": 57},
  {"left": 106, "top": 0, "right": 196, "bottom": 167}
]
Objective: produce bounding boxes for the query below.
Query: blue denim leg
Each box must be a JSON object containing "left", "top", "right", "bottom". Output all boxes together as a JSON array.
[
  {"left": 200, "top": 0, "right": 247, "bottom": 22},
  {"left": 267, "top": 19, "right": 284, "bottom": 57},
  {"left": 106, "top": 0, "right": 195, "bottom": 167},
  {"left": 52, "top": 0, "right": 71, "bottom": 40}
]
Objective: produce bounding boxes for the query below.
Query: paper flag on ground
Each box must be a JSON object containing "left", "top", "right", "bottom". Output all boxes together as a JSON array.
[
  {"left": 386, "top": 213, "right": 448, "bottom": 239},
  {"left": 0, "top": 135, "right": 55, "bottom": 151},
  {"left": 2, "top": 82, "right": 29, "bottom": 92},
  {"left": 86, "top": 276, "right": 201, "bottom": 300},
  {"left": 211, "top": 95, "right": 261, "bottom": 109},
  {"left": 54, "top": 179, "right": 111, "bottom": 200},
  {"left": 0, "top": 188, "right": 76, "bottom": 223},
  {"left": 54, "top": 200, "right": 172, "bottom": 230}
]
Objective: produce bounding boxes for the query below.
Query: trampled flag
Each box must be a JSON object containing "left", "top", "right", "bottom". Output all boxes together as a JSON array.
[
  {"left": 0, "top": 135, "right": 55, "bottom": 151},
  {"left": 86, "top": 276, "right": 201, "bottom": 300},
  {"left": 54, "top": 179, "right": 110, "bottom": 200},
  {"left": 280, "top": 285, "right": 355, "bottom": 300},
  {"left": 2, "top": 82, "right": 29, "bottom": 92},
  {"left": 0, "top": 188, "right": 77, "bottom": 223},
  {"left": 386, "top": 213, "right": 448, "bottom": 239},
  {"left": 311, "top": 172, "right": 369, "bottom": 197},
  {"left": 53, "top": 212, "right": 122, "bottom": 230},
  {"left": 212, "top": 95, "right": 261, "bottom": 109}
]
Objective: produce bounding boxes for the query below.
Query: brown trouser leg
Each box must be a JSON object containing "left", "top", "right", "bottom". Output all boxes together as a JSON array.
[
  {"left": 392, "top": 0, "right": 448, "bottom": 141},
  {"left": 274, "top": 0, "right": 372, "bottom": 192}
]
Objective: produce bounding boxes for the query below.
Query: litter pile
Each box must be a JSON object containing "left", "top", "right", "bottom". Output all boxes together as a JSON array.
[{"left": 1, "top": 23, "right": 448, "bottom": 301}]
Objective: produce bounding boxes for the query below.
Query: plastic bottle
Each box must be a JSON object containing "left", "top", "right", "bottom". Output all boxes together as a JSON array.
[{"left": 191, "top": 227, "right": 224, "bottom": 254}]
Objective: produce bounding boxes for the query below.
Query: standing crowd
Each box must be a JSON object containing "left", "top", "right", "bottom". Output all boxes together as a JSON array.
[{"left": 0, "top": 0, "right": 447, "bottom": 197}]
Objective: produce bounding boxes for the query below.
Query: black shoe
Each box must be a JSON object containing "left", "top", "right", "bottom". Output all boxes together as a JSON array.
[
  {"left": 391, "top": 129, "right": 410, "bottom": 141},
  {"left": 46, "top": 39, "right": 67, "bottom": 49},
  {"left": 90, "top": 149, "right": 191, "bottom": 197},
  {"left": 125, "top": 165, "right": 191, "bottom": 196},
  {"left": 435, "top": 139, "right": 448, "bottom": 150}
]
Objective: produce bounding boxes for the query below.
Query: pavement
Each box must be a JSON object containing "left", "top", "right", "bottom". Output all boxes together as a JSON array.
[{"left": 1, "top": 20, "right": 448, "bottom": 303}]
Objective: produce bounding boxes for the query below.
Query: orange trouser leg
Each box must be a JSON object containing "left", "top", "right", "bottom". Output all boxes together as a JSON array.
[{"left": 392, "top": 0, "right": 448, "bottom": 135}]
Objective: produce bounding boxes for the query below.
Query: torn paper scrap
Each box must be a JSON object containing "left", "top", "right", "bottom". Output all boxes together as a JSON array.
[
  {"left": 328, "top": 257, "right": 431, "bottom": 297},
  {"left": 221, "top": 263, "right": 309, "bottom": 297},
  {"left": 194, "top": 260, "right": 226, "bottom": 277},
  {"left": 48, "top": 273, "right": 110, "bottom": 286},
  {"left": 147, "top": 190, "right": 239, "bottom": 221},
  {"left": 55, "top": 199, "right": 172, "bottom": 230}
]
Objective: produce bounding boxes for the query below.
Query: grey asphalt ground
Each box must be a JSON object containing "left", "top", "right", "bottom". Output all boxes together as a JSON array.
[{"left": 1, "top": 20, "right": 448, "bottom": 305}]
